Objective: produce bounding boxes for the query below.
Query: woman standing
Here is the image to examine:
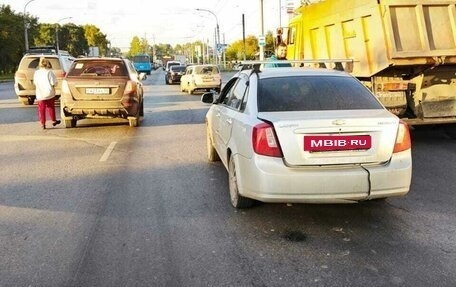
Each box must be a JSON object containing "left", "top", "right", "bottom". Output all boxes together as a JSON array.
[{"left": 33, "top": 57, "right": 61, "bottom": 129}]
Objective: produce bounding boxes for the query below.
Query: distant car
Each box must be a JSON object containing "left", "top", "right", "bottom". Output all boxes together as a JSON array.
[
  {"left": 180, "top": 64, "right": 221, "bottom": 94},
  {"left": 14, "top": 53, "right": 68, "bottom": 105},
  {"left": 164, "top": 61, "right": 181, "bottom": 72},
  {"left": 165, "top": 65, "right": 186, "bottom": 84},
  {"left": 201, "top": 65, "right": 412, "bottom": 208},
  {"left": 60, "top": 57, "right": 144, "bottom": 128}
]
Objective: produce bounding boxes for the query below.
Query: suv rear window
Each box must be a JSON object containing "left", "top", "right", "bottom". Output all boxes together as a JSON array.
[
  {"left": 20, "top": 57, "right": 62, "bottom": 70},
  {"left": 67, "top": 60, "right": 128, "bottom": 77},
  {"left": 170, "top": 66, "right": 186, "bottom": 72},
  {"left": 257, "top": 76, "right": 383, "bottom": 112},
  {"left": 195, "top": 66, "right": 219, "bottom": 75}
]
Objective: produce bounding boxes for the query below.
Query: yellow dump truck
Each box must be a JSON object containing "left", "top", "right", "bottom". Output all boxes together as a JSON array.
[{"left": 283, "top": 0, "right": 456, "bottom": 128}]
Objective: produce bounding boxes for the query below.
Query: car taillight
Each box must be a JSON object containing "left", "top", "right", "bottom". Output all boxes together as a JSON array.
[
  {"left": 252, "top": 122, "right": 283, "bottom": 157},
  {"left": 393, "top": 120, "right": 411, "bottom": 153},
  {"left": 55, "top": 70, "right": 66, "bottom": 78},
  {"left": 61, "top": 80, "right": 70, "bottom": 94},
  {"left": 15, "top": 72, "right": 26, "bottom": 79},
  {"left": 124, "top": 81, "right": 136, "bottom": 95}
]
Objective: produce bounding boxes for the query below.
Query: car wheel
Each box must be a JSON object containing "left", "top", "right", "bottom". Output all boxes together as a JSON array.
[
  {"left": 27, "top": 97, "right": 35, "bottom": 105},
  {"left": 64, "top": 118, "right": 76, "bottom": 128},
  {"left": 165, "top": 77, "right": 169, "bottom": 85},
  {"left": 61, "top": 105, "right": 76, "bottom": 128},
  {"left": 139, "top": 100, "right": 144, "bottom": 117},
  {"left": 128, "top": 115, "right": 139, "bottom": 127},
  {"left": 228, "top": 154, "right": 255, "bottom": 209},
  {"left": 168, "top": 78, "right": 173, "bottom": 85},
  {"left": 206, "top": 125, "right": 220, "bottom": 162}
]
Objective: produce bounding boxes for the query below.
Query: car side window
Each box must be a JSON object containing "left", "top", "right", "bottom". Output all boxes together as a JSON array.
[{"left": 222, "top": 76, "right": 248, "bottom": 110}]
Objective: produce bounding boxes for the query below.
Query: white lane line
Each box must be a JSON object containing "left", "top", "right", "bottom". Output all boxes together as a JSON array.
[{"left": 99, "top": 141, "right": 117, "bottom": 162}]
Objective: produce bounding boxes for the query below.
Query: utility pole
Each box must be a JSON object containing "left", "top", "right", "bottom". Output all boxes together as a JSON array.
[{"left": 259, "top": 0, "right": 265, "bottom": 60}]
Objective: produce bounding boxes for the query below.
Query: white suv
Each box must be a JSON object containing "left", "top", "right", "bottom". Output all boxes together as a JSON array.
[{"left": 14, "top": 50, "right": 69, "bottom": 105}]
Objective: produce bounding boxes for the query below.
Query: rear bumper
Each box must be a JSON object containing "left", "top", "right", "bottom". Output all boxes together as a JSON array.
[
  {"left": 234, "top": 149, "right": 412, "bottom": 203},
  {"left": 61, "top": 100, "right": 138, "bottom": 119}
]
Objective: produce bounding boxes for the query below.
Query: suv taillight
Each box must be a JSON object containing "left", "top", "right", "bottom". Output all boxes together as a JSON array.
[
  {"left": 15, "top": 72, "right": 26, "bottom": 79},
  {"left": 124, "top": 81, "right": 136, "bottom": 95},
  {"left": 252, "top": 122, "right": 283, "bottom": 157}
]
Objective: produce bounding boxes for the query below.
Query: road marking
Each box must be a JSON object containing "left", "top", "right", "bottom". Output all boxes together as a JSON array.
[{"left": 99, "top": 141, "right": 117, "bottom": 162}]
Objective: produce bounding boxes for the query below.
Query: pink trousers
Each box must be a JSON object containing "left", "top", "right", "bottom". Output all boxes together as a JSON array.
[{"left": 37, "top": 98, "right": 56, "bottom": 126}]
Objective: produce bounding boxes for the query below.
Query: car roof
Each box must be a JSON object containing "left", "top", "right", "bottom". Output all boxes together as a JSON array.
[
  {"left": 239, "top": 66, "right": 352, "bottom": 79},
  {"left": 73, "top": 57, "right": 126, "bottom": 62}
]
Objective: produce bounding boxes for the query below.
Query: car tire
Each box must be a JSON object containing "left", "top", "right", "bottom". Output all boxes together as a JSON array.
[
  {"left": 64, "top": 118, "right": 76, "bottom": 128},
  {"left": 229, "top": 154, "right": 255, "bottom": 209},
  {"left": 139, "top": 100, "right": 144, "bottom": 117},
  {"left": 128, "top": 115, "right": 139, "bottom": 127},
  {"left": 206, "top": 125, "right": 220, "bottom": 162}
]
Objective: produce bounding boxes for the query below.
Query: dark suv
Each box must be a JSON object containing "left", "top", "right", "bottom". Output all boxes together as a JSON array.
[{"left": 165, "top": 65, "right": 186, "bottom": 84}]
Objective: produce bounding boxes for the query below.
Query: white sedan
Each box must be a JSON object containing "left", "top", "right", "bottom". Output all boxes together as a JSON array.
[{"left": 202, "top": 65, "right": 412, "bottom": 208}]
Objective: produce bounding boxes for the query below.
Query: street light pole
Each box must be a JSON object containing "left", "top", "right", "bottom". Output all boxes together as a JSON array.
[
  {"left": 55, "top": 17, "right": 72, "bottom": 53},
  {"left": 196, "top": 8, "right": 220, "bottom": 65},
  {"left": 259, "top": 0, "right": 265, "bottom": 61},
  {"left": 23, "top": 0, "right": 37, "bottom": 51}
]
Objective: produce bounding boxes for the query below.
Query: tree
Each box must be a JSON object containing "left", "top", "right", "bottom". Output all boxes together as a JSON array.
[
  {"left": 0, "top": 4, "right": 37, "bottom": 73},
  {"left": 84, "top": 24, "right": 108, "bottom": 56},
  {"left": 128, "top": 36, "right": 143, "bottom": 57},
  {"left": 225, "top": 35, "right": 259, "bottom": 61}
]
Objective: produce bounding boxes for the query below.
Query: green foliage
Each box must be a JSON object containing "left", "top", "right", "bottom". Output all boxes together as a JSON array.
[
  {"left": 0, "top": 4, "right": 37, "bottom": 73},
  {"left": 225, "top": 35, "right": 259, "bottom": 61}
]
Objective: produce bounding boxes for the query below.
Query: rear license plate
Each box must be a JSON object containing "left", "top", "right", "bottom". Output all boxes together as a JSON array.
[
  {"left": 304, "top": 135, "right": 372, "bottom": 152},
  {"left": 86, "top": 88, "right": 110, "bottom": 94}
]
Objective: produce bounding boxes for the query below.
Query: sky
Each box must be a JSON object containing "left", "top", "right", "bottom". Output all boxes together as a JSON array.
[{"left": 2, "top": 0, "right": 300, "bottom": 50}]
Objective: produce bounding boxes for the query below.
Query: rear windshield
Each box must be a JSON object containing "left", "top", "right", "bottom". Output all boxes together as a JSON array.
[
  {"left": 170, "top": 66, "right": 186, "bottom": 72},
  {"left": 67, "top": 60, "right": 128, "bottom": 77},
  {"left": 133, "top": 55, "right": 150, "bottom": 62},
  {"left": 20, "top": 57, "right": 62, "bottom": 70},
  {"left": 195, "top": 66, "right": 219, "bottom": 75},
  {"left": 257, "top": 76, "right": 383, "bottom": 112}
]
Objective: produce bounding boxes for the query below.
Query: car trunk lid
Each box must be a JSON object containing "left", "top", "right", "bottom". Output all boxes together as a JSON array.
[
  {"left": 66, "top": 78, "right": 127, "bottom": 101},
  {"left": 258, "top": 110, "right": 399, "bottom": 166}
]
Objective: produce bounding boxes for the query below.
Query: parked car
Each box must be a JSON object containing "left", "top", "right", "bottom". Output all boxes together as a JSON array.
[
  {"left": 14, "top": 53, "right": 68, "bottom": 105},
  {"left": 165, "top": 65, "right": 186, "bottom": 84},
  {"left": 180, "top": 64, "right": 221, "bottom": 94},
  {"left": 201, "top": 65, "right": 412, "bottom": 208},
  {"left": 60, "top": 57, "right": 144, "bottom": 128}
]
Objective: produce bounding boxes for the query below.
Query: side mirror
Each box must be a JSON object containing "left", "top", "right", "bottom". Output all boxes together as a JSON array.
[
  {"left": 201, "top": 92, "right": 215, "bottom": 104},
  {"left": 138, "top": 73, "right": 147, "bottom": 80}
]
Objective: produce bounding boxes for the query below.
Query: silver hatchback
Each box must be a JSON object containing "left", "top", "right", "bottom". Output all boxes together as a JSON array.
[{"left": 202, "top": 65, "right": 412, "bottom": 208}]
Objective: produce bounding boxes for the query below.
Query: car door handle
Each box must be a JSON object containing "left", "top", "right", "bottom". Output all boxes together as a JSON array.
[{"left": 225, "top": 118, "right": 232, "bottom": 125}]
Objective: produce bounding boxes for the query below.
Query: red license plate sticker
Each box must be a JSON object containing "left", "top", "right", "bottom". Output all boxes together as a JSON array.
[{"left": 304, "top": 135, "right": 372, "bottom": 152}]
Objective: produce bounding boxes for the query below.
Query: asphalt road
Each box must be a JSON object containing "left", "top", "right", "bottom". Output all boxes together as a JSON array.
[{"left": 0, "top": 70, "right": 455, "bottom": 287}]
